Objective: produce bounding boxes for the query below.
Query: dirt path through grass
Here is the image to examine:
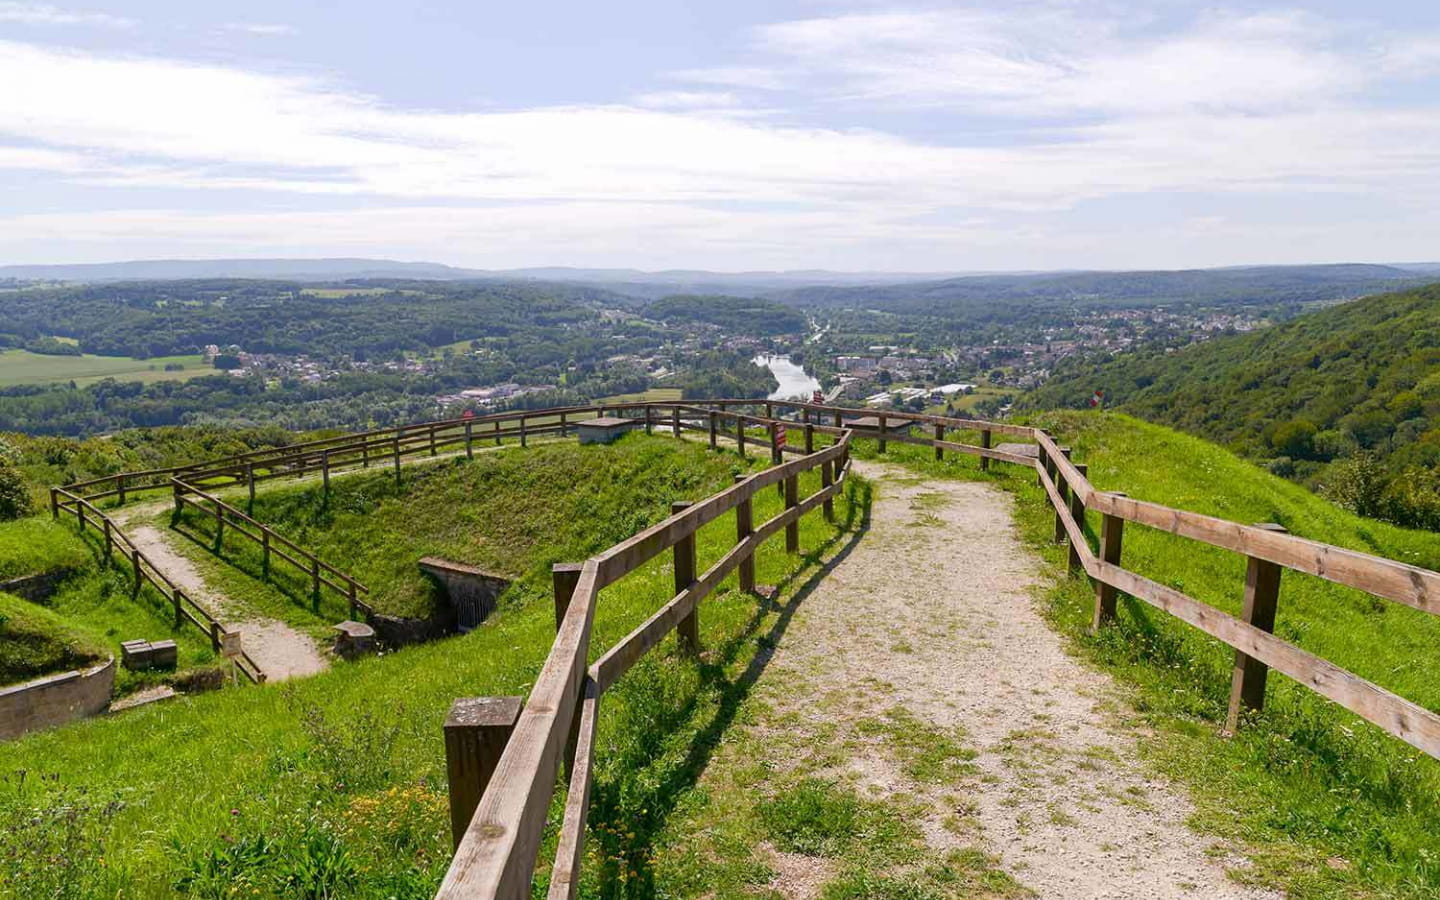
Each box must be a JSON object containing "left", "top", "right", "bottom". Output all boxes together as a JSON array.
[
  {"left": 124, "top": 523, "right": 328, "bottom": 681},
  {"left": 671, "top": 461, "right": 1281, "bottom": 898}
]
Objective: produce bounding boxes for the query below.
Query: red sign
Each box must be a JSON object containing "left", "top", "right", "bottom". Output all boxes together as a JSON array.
[
  {"left": 462, "top": 409, "right": 475, "bottom": 419},
  {"left": 773, "top": 424, "right": 787, "bottom": 448}
]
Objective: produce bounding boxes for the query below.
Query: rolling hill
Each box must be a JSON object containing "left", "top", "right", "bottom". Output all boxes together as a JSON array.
[{"left": 1025, "top": 282, "right": 1440, "bottom": 527}]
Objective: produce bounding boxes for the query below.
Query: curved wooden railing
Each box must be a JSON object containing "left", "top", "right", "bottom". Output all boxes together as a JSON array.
[{"left": 44, "top": 397, "right": 1440, "bottom": 894}]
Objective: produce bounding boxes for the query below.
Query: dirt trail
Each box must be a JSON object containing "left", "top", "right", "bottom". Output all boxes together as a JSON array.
[
  {"left": 748, "top": 461, "right": 1280, "bottom": 899},
  {"left": 125, "top": 523, "right": 328, "bottom": 681}
]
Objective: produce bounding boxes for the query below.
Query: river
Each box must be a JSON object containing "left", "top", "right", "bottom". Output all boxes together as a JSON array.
[{"left": 753, "top": 354, "right": 821, "bottom": 401}]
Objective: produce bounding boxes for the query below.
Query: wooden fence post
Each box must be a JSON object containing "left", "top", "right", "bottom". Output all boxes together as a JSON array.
[
  {"left": 261, "top": 529, "right": 271, "bottom": 580},
  {"left": 348, "top": 580, "right": 360, "bottom": 621},
  {"left": 393, "top": 435, "right": 402, "bottom": 485},
  {"left": 444, "top": 696, "right": 523, "bottom": 851},
  {"left": 784, "top": 473, "right": 800, "bottom": 553},
  {"left": 1052, "top": 448, "right": 1072, "bottom": 544},
  {"left": 247, "top": 463, "right": 256, "bottom": 509},
  {"left": 878, "top": 415, "right": 888, "bottom": 453},
  {"left": 551, "top": 562, "right": 585, "bottom": 777},
  {"left": 311, "top": 557, "right": 321, "bottom": 611},
  {"left": 736, "top": 416, "right": 746, "bottom": 459},
  {"left": 493, "top": 419, "right": 501, "bottom": 446},
  {"left": 671, "top": 406, "right": 680, "bottom": 438},
  {"left": 672, "top": 501, "right": 700, "bottom": 655},
  {"left": 132, "top": 552, "right": 143, "bottom": 600},
  {"left": 821, "top": 458, "right": 835, "bottom": 522},
  {"left": 209, "top": 617, "right": 221, "bottom": 652},
  {"left": 520, "top": 416, "right": 528, "bottom": 448},
  {"left": 322, "top": 450, "right": 331, "bottom": 494},
  {"left": 1225, "top": 523, "right": 1288, "bottom": 735},
  {"left": 765, "top": 401, "right": 773, "bottom": 420},
  {"left": 834, "top": 410, "right": 842, "bottom": 428},
  {"left": 559, "top": 411, "right": 568, "bottom": 437},
  {"left": 117, "top": 473, "right": 127, "bottom": 505},
  {"left": 213, "top": 498, "right": 225, "bottom": 552},
  {"left": 735, "top": 474, "right": 755, "bottom": 593},
  {"left": 465, "top": 420, "right": 473, "bottom": 458},
  {"left": 804, "top": 423, "right": 814, "bottom": 454},
  {"left": 934, "top": 423, "right": 944, "bottom": 461},
  {"left": 552, "top": 563, "right": 583, "bottom": 632},
  {"left": 708, "top": 411, "right": 718, "bottom": 450},
  {"left": 1068, "top": 463, "right": 1087, "bottom": 574},
  {"left": 1093, "top": 493, "right": 1126, "bottom": 630},
  {"left": 430, "top": 425, "right": 439, "bottom": 457},
  {"left": 980, "top": 429, "right": 991, "bottom": 471},
  {"left": 50, "top": 488, "right": 58, "bottom": 520},
  {"left": 645, "top": 405, "right": 654, "bottom": 436},
  {"left": 362, "top": 440, "right": 370, "bottom": 468}
]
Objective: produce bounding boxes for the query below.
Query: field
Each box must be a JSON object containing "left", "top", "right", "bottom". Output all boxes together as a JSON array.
[
  {"left": 0, "top": 348, "right": 208, "bottom": 387},
  {"left": 599, "top": 387, "right": 685, "bottom": 404},
  {"left": 0, "top": 433, "right": 863, "bottom": 898},
  {"left": 852, "top": 412, "right": 1440, "bottom": 898}
]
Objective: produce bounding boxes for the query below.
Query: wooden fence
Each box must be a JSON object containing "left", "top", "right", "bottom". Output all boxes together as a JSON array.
[
  {"left": 47, "top": 487, "right": 266, "bottom": 683},
  {"left": 430, "top": 398, "right": 1440, "bottom": 897},
  {"left": 46, "top": 397, "right": 1440, "bottom": 893}
]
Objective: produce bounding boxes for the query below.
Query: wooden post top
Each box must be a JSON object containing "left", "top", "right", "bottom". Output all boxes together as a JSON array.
[{"left": 445, "top": 696, "right": 523, "bottom": 731}]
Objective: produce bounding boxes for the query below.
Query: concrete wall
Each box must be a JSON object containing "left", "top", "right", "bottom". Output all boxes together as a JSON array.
[
  {"left": 0, "top": 568, "right": 76, "bottom": 603},
  {"left": 0, "top": 657, "right": 115, "bottom": 742},
  {"left": 417, "top": 557, "right": 512, "bottom": 632}
]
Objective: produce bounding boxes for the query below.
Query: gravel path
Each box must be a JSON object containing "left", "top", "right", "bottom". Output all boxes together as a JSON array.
[
  {"left": 126, "top": 524, "right": 328, "bottom": 681},
  {"left": 754, "top": 461, "right": 1281, "bottom": 899}
]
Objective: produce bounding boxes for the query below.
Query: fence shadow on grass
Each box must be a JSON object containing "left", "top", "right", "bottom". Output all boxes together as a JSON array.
[{"left": 583, "top": 477, "right": 874, "bottom": 896}]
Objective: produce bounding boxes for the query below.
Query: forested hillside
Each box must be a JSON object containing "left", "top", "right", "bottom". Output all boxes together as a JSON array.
[
  {"left": 1026, "top": 283, "right": 1440, "bottom": 527},
  {"left": 641, "top": 294, "right": 806, "bottom": 336}
]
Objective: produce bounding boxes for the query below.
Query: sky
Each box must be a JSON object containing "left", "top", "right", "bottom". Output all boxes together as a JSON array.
[{"left": 2, "top": 1, "right": 1440, "bottom": 271}]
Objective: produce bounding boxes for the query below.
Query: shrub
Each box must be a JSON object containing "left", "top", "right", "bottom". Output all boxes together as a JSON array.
[
  {"left": 0, "top": 466, "right": 32, "bottom": 521},
  {"left": 1267, "top": 456, "right": 1296, "bottom": 478},
  {"left": 1270, "top": 420, "right": 1317, "bottom": 459},
  {"left": 1320, "top": 453, "right": 1389, "bottom": 520}
]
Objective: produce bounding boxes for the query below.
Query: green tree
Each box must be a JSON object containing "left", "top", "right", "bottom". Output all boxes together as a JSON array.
[
  {"left": 1270, "top": 420, "right": 1318, "bottom": 459},
  {"left": 0, "top": 466, "right": 32, "bottom": 520}
]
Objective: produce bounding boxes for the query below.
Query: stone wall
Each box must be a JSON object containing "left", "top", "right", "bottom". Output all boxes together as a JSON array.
[
  {"left": 417, "top": 557, "right": 513, "bottom": 632},
  {"left": 0, "top": 657, "right": 115, "bottom": 742},
  {"left": 0, "top": 568, "right": 76, "bottom": 603}
]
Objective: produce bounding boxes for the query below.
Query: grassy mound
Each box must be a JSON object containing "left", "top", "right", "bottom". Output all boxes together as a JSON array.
[
  {"left": 0, "top": 435, "right": 866, "bottom": 898},
  {"left": 0, "top": 517, "right": 90, "bottom": 581},
  {"left": 166, "top": 436, "right": 764, "bottom": 629},
  {"left": 854, "top": 411, "right": 1440, "bottom": 899},
  {"left": 0, "top": 591, "right": 107, "bottom": 685}
]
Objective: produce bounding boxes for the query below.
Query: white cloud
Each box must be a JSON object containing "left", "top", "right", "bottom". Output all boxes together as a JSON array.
[
  {"left": 715, "top": 8, "right": 1368, "bottom": 115},
  {"left": 3, "top": 5, "right": 1440, "bottom": 268},
  {"left": 220, "top": 22, "right": 297, "bottom": 36},
  {"left": 633, "top": 90, "right": 743, "bottom": 110},
  {"left": 0, "top": 2, "right": 132, "bottom": 28}
]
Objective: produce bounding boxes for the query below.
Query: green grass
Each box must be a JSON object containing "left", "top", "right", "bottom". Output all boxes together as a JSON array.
[
  {"left": 0, "top": 349, "right": 207, "bottom": 387},
  {"left": 164, "top": 435, "right": 762, "bottom": 622},
  {"left": 600, "top": 388, "right": 685, "bottom": 404},
  {"left": 0, "top": 517, "right": 91, "bottom": 579},
  {"left": 0, "top": 590, "right": 106, "bottom": 684},
  {"left": 0, "top": 434, "right": 864, "bottom": 898},
  {"left": 851, "top": 411, "right": 1440, "bottom": 899}
]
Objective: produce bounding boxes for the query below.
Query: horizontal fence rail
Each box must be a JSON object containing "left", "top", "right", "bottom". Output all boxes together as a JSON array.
[
  {"left": 48, "top": 488, "right": 266, "bottom": 683},
  {"left": 47, "top": 397, "right": 1440, "bottom": 895}
]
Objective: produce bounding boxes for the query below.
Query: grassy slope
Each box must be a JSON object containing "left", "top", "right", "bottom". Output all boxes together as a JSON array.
[
  {"left": 0, "top": 517, "right": 219, "bottom": 689},
  {"left": 0, "top": 435, "right": 865, "bottom": 899},
  {"left": 0, "top": 348, "right": 206, "bottom": 387},
  {"left": 163, "top": 436, "right": 758, "bottom": 624},
  {"left": 0, "top": 590, "right": 107, "bottom": 684},
  {"left": 852, "top": 412, "right": 1440, "bottom": 899},
  {"left": 1024, "top": 283, "right": 1440, "bottom": 458}
]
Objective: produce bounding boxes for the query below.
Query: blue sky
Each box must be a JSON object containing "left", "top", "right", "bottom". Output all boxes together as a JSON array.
[{"left": 3, "top": 1, "right": 1440, "bottom": 271}]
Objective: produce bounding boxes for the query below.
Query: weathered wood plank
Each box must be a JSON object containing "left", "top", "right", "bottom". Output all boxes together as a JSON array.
[{"left": 545, "top": 679, "right": 600, "bottom": 900}]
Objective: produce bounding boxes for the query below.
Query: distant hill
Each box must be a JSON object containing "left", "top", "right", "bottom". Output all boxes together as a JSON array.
[
  {"left": 771, "top": 264, "right": 1425, "bottom": 312},
  {"left": 641, "top": 294, "right": 806, "bottom": 336},
  {"left": 1025, "top": 282, "right": 1440, "bottom": 528}
]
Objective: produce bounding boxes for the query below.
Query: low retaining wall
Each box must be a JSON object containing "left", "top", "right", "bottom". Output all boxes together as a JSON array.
[
  {"left": 0, "top": 657, "right": 115, "bottom": 741},
  {"left": 0, "top": 568, "right": 76, "bottom": 603},
  {"left": 417, "top": 557, "right": 512, "bottom": 632}
]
